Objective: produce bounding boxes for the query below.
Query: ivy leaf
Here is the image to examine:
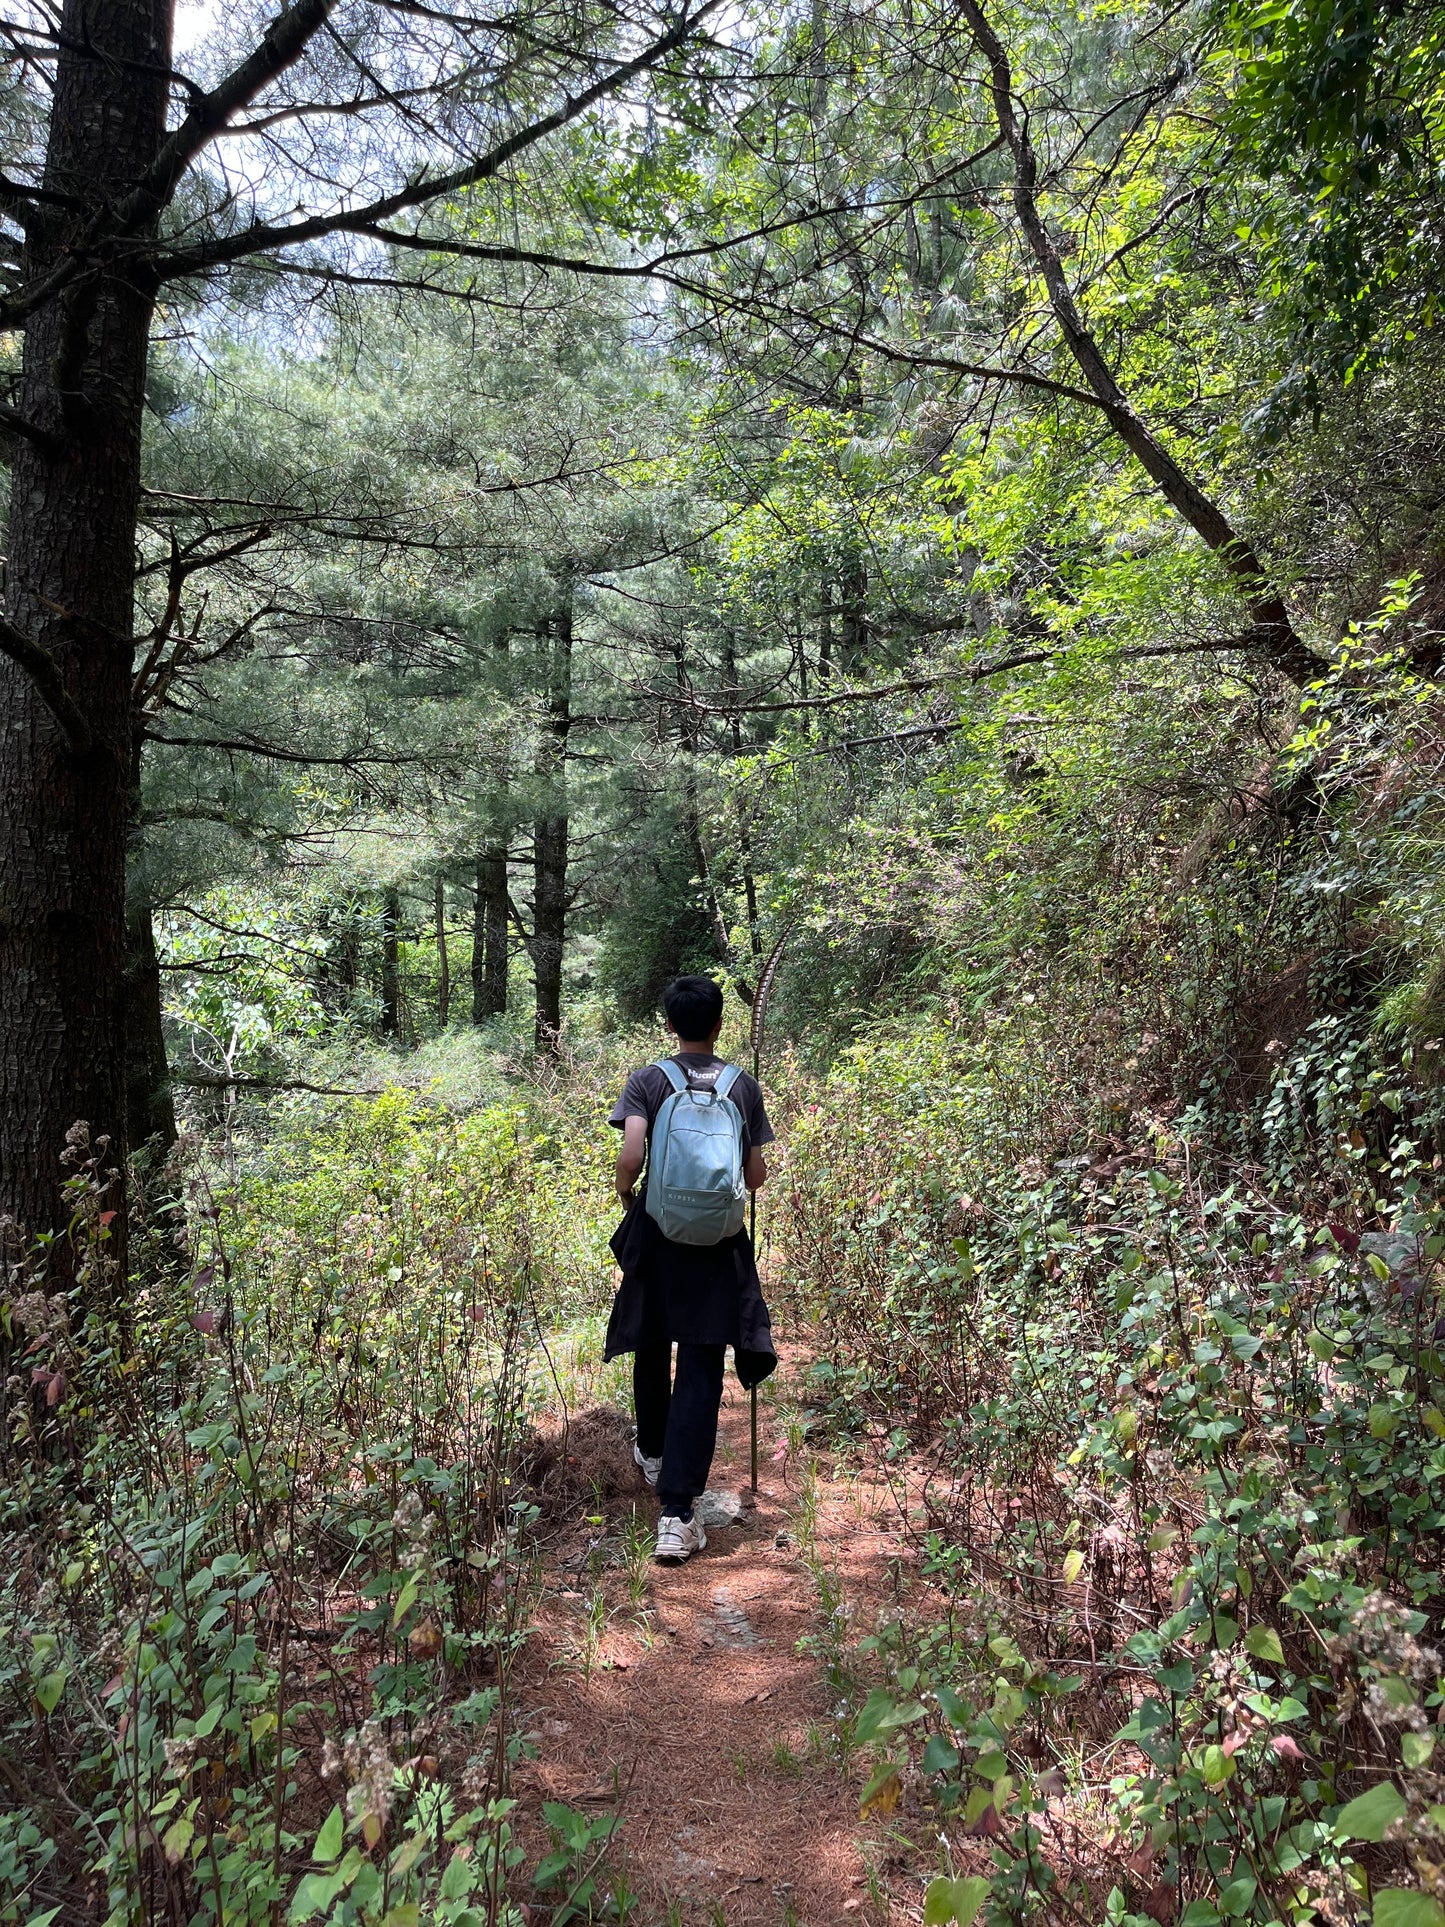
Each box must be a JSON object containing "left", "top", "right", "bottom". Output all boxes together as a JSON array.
[{"left": 1335, "top": 1781, "right": 1407, "bottom": 1842}]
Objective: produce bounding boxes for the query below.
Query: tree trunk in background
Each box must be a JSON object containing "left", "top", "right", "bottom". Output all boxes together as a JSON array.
[
  {"left": 435, "top": 875, "right": 450, "bottom": 1028},
  {"left": 380, "top": 889, "right": 401, "bottom": 1037},
  {"left": 123, "top": 899, "right": 176, "bottom": 1159},
  {"left": 473, "top": 628, "right": 513, "bottom": 1022},
  {"left": 472, "top": 845, "right": 510, "bottom": 1019},
  {"left": 0, "top": 0, "right": 172, "bottom": 1266},
  {"left": 839, "top": 553, "right": 868, "bottom": 675},
  {"left": 721, "top": 635, "right": 762, "bottom": 961},
  {"left": 532, "top": 592, "right": 572, "bottom": 1049}
]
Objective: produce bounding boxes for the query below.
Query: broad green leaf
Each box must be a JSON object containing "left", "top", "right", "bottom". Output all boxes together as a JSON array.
[
  {"left": 438, "top": 1848, "right": 477, "bottom": 1901},
  {"left": 1219, "top": 1874, "right": 1257, "bottom": 1915},
  {"left": 1245, "top": 1626, "right": 1285, "bottom": 1665},
  {"left": 1402, "top": 1732, "right": 1435, "bottom": 1769},
  {"left": 33, "top": 1669, "right": 66, "bottom": 1714},
  {"left": 162, "top": 1815, "right": 194, "bottom": 1864},
  {"left": 1179, "top": 1903, "right": 1221, "bottom": 1927},
  {"left": 392, "top": 1572, "right": 419, "bottom": 1627},
  {"left": 935, "top": 1684, "right": 971, "bottom": 1729},
  {"left": 1061, "top": 1550, "right": 1085, "bottom": 1585},
  {"left": 313, "top": 1804, "right": 344, "bottom": 1864},
  {"left": 390, "top": 1831, "right": 428, "bottom": 1880},
  {"left": 1374, "top": 1893, "right": 1445, "bottom": 1927},
  {"left": 923, "top": 1875, "right": 992, "bottom": 1925},
  {"left": 1335, "top": 1781, "right": 1406, "bottom": 1842},
  {"left": 289, "top": 1871, "right": 345, "bottom": 1922},
  {"left": 854, "top": 1690, "right": 925, "bottom": 1746}
]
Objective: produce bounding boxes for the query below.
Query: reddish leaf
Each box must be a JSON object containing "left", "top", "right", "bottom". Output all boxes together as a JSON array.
[
  {"left": 1327, "top": 1222, "right": 1361, "bottom": 1255},
  {"left": 1143, "top": 1882, "right": 1176, "bottom": 1925},
  {"left": 1223, "top": 1728, "right": 1249, "bottom": 1756},
  {"left": 193, "top": 1265, "right": 216, "bottom": 1291},
  {"left": 29, "top": 1367, "right": 49, "bottom": 1387},
  {"left": 98, "top": 1210, "right": 117, "bottom": 1227},
  {"left": 45, "top": 1372, "right": 64, "bottom": 1407},
  {"left": 1270, "top": 1734, "right": 1305, "bottom": 1762},
  {"left": 190, "top": 1312, "right": 217, "bottom": 1335}
]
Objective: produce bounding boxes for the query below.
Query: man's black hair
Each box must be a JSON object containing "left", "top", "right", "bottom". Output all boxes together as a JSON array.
[{"left": 663, "top": 974, "right": 725, "bottom": 1039}]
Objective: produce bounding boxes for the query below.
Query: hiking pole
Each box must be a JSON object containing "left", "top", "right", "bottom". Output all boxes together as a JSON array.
[
  {"left": 746, "top": 923, "right": 793, "bottom": 1498},
  {"left": 749, "top": 1119, "right": 759, "bottom": 1496}
]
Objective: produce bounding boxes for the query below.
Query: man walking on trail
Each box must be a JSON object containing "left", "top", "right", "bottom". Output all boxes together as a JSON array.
[{"left": 604, "top": 975, "right": 777, "bottom": 1564}]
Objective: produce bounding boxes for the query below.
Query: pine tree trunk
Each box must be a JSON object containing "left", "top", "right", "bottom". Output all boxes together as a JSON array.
[
  {"left": 0, "top": 0, "right": 172, "bottom": 1265},
  {"left": 124, "top": 898, "right": 177, "bottom": 1159},
  {"left": 532, "top": 593, "right": 572, "bottom": 1049},
  {"left": 435, "top": 875, "right": 450, "bottom": 1028},
  {"left": 472, "top": 846, "right": 510, "bottom": 1019},
  {"left": 380, "top": 889, "right": 401, "bottom": 1037}
]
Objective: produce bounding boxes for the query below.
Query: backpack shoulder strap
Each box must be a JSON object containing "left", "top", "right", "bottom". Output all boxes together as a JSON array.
[
  {"left": 713, "top": 1064, "right": 744, "bottom": 1101},
  {"left": 652, "top": 1058, "right": 688, "bottom": 1094}
]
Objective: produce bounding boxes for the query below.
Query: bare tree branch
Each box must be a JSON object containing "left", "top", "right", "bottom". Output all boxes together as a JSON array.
[{"left": 153, "top": 0, "right": 727, "bottom": 282}]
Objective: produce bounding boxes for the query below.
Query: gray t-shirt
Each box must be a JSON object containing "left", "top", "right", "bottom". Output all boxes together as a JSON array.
[{"left": 608, "top": 1053, "right": 775, "bottom": 1158}]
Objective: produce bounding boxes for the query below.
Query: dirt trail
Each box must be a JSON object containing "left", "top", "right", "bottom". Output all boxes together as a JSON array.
[{"left": 514, "top": 1351, "right": 920, "bottom": 1926}]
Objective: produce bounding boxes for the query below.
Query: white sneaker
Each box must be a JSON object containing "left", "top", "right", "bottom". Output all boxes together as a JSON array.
[
  {"left": 633, "top": 1442, "right": 661, "bottom": 1488},
  {"left": 654, "top": 1514, "right": 707, "bottom": 1563}
]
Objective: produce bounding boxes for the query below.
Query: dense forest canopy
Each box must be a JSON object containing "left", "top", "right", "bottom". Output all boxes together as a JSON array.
[{"left": 3, "top": 0, "right": 1445, "bottom": 1923}]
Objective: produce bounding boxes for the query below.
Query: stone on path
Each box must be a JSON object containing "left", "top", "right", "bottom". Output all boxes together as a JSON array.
[{"left": 694, "top": 1487, "right": 747, "bottom": 1528}]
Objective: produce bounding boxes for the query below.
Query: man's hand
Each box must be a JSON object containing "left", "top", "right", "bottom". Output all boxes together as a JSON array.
[{"left": 615, "top": 1115, "right": 646, "bottom": 1207}]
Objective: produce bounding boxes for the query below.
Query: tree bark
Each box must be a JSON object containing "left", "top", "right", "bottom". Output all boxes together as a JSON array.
[
  {"left": 380, "top": 888, "right": 401, "bottom": 1037},
  {"left": 472, "top": 845, "right": 510, "bottom": 1019},
  {"left": 123, "top": 897, "right": 177, "bottom": 1159},
  {"left": 435, "top": 874, "right": 450, "bottom": 1028},
  {"left": 839, "top": 553, "right": 868, "bottom": 676},
  {"left": 532, "top": 593, "right": 572, "bottom": 1049},
  {"left": 958, "top": 0, "right": 1321, "bottom": 687},
  {"left": 0, "top": 0, "right": 172, "bottom": 1263}
]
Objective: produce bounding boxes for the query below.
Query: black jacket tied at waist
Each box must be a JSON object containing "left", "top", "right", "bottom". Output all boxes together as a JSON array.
[{"left": 603, "top": 1194, "right": 777, "bottom": 1390}]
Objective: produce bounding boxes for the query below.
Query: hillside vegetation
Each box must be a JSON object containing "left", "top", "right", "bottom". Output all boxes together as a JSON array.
[{"left": 2, "top": 0, "right": 1445, "bottom": 1921}]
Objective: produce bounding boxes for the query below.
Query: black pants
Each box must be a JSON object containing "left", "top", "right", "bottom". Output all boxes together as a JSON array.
[{"left": 633, "top": 1339, "right": 725, "bottom": 1515}]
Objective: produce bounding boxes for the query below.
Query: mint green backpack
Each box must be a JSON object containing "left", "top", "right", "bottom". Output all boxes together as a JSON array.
[{"left": 644, "top": 1059, "right": 747, "bottom": 1246}]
